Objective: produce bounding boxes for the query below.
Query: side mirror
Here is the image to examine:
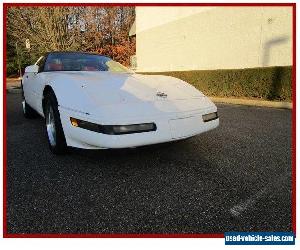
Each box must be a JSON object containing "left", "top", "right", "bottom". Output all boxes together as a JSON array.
[{"left": 25, "top": 65, "right": 39, "bottom": 73}]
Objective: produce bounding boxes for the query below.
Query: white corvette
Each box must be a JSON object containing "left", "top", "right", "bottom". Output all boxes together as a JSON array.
[{"left": 22, "top": 52, "right": 219, "bottom": 154}]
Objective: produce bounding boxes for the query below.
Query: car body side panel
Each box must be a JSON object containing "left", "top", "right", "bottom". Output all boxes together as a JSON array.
[
  {"left": 33, "top": 73, "right": 49, "bottom": 116},
  {"left": 22, "top": 72, "right": 48, "bottom": 116},
  {"left": 22, "top": 72, "right": 36, "bottom": 108}
]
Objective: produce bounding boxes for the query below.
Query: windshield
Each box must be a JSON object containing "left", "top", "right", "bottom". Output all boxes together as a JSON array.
[{"left": 43, "top": 52, "right": 133, "bottom": 73}]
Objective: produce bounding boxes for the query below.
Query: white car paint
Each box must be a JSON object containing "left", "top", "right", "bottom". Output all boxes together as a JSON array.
[{"left": 23, "top": 60, "right": 219, "bottom": 149}]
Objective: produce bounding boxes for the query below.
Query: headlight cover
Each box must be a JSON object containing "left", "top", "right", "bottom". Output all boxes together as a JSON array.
[{"left": 70, "top": 117, "right": 157, "bottom": 135}]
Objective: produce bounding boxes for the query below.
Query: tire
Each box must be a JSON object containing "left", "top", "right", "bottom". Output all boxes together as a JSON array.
[
  {"left": 21, "top": 85, "right": 37, "bottom": 119},
  {"left": 44, "top": 91, "right": 68, "bottom": 154}
]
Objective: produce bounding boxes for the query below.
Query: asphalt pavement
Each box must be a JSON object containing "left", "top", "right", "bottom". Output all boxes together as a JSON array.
[{"left": 6, "top": 91, "right": 292, "bottom": 234}]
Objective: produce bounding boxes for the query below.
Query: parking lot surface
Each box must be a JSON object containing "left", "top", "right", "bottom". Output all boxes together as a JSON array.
[{"left": 6, "top": 92, "right": 292, "bottom": 234}]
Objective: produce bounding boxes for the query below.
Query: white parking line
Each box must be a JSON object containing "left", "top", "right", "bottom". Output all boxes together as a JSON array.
[
  {"left": 229, "top": 172, "right": 291, "bottom": 217},
  {"left": 230, "top": 187, "right": 268, "bottom": 217}
]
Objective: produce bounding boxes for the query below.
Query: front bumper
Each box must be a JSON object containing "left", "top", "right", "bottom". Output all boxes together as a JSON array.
[{"left": 59, "top": 106, "right": 219, "bottom": 149}]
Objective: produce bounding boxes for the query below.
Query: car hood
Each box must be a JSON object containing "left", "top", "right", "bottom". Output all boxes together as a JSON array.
[
  {"left": 48, "top": 71, "right": 213, "bottom": 119},
  {"left": 50, "top": 71, "right": 204, "bottom": 105}
]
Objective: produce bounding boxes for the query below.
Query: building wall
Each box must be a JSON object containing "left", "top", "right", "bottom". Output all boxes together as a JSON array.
[{"left": 135, "top": 7, "right": 292, "bottom": 72}]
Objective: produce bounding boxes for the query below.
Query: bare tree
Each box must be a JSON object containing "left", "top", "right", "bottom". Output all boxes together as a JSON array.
[{"left": 6, "top": 6, "right": 135, "bottom": 75}]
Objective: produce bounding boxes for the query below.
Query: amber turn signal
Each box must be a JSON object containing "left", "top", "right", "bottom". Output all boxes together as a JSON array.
[{"left": 70, "top": 117, "right": 79, "bottom": 127}]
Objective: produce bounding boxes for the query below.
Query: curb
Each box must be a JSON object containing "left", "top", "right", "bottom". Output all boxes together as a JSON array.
[
  {"left": 210, "top": 97, "right": 292, "bottom": 109},
  {"left": 7, "top": 77, "right": 22, "bottom": 81},
  {"left": 7, "top": 87, "right": 22, "bottom": 94}
]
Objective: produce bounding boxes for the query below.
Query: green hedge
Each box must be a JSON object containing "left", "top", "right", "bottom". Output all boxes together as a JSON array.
[{"left": 142, "top": 66, "right": 292, "bottom": 101}]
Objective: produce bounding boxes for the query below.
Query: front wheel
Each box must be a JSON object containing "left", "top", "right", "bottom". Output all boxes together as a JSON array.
[{"left": 44, "top": 92, "right": 68, "bottom": 154}]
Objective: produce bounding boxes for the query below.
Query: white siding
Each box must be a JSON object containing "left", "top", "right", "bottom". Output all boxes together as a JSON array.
[{"left": 135, "top": 7, "right": 292, "bottom": 72}]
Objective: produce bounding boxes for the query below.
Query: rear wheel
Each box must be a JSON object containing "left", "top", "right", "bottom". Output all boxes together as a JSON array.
[
  {"left": 44, "top": 92, "right": 68, "bottom": 154},
  {"left": 21, "top": 84, "right": 37, "bottom": 119}
]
